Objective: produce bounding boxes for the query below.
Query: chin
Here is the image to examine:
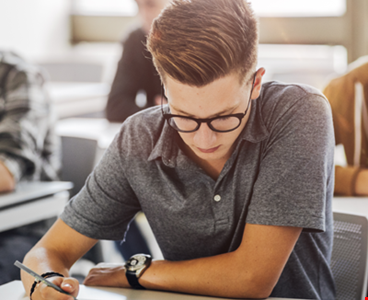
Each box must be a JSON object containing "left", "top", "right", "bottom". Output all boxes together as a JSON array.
[{"left": 194, "top": 149, "right": 226, "bottom": 161}]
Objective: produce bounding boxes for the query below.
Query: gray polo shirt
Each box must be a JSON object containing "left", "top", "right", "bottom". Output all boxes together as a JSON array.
[{"left": 61, "top": 81, "right": 335, "bottom": 299}]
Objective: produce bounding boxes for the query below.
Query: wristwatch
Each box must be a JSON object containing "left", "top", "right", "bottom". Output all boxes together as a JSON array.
[{"left": 125, "top": 254, "right": 152, "bottom": 289}]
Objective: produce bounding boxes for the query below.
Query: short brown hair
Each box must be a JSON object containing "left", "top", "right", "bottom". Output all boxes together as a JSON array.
[{"left": 147, "top": 0, "right": 258, "bottom": 87}]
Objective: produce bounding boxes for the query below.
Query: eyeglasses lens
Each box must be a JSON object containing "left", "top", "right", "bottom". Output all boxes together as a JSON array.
[
  {"left": 169, "top": 117, "right": 197, "bottom": 131},
  {"left": 170, "top": 116, "right": 241, "bottom": 132},
  {"left": 211, "top": 117, "right": 241, "bottom": 131}
]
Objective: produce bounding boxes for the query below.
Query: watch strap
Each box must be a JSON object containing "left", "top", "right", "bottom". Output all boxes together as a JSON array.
[{"left": 126, "top": 270, "right": 146, "bottom": 289}]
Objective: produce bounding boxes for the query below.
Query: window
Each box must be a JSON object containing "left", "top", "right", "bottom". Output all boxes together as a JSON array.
[
  {"left": 72, "top": 0, "right": 138, "bottom": 16},
  {"left": 73, "top": 0, "right": 346, "bottom": 17},
  {"left": 258, "top": 45, "right": 347, "bottom": 89},
  {"left": 252, "top": 0, "right": 346, "bottom": 17}
]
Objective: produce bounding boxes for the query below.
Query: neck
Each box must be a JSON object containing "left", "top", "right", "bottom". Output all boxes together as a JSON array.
[{"left": 182, "top": 142, "right": 233, "bottom": 181}]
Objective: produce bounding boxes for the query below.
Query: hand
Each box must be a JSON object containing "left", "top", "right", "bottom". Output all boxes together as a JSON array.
[
  {"left": 32, "top": 276, "right": 79, "bottom": 300},
  {"left": 83, "top": 263, "right": 129, "bottom": 288}
]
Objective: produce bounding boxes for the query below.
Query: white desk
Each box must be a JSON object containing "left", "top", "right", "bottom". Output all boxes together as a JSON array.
[
  {"left": 332, "top": 196, "right": 368, "bottom": 218},
  {"left": 0, "top": 281, "right": 307, "bottom": 300},
  {"left": 0, "top": 181, "right": 73, "bottom": 232},
  {"left": 55, "top": 118, "right": 120, "bottom": 149},
  {"left": 47, "top": 82, "right": 110, "bottom": 119}
]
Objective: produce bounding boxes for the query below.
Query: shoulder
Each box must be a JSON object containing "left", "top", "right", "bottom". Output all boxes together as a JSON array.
[
  {"left": 0, "top": 51, "right": 45, "bottom": 85},
  {"left": 0, "top": 51, "right": 24, "bottom": 68},
  {"left": 124, "top": 105, "right": 164, "bottom": 132},
  {"left": 1, "top": 51, "right": 37, "bottom": 73},
  {"left": 259, "top": 81, "right": 331, "bottom": 120},
  {"left": 116, "top": 106, "right": 164, "bottom": 155},
  {"left": 261, "top": 81, "right": 327, "bottom": 103}
]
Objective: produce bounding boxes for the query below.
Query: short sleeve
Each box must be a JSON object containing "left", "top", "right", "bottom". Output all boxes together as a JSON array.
[
  {"left": 247, "top": 92, "right": 335, "bottom": 232},
  {"left": 60, "top": 131, "right": 141, "bottom": 240}
]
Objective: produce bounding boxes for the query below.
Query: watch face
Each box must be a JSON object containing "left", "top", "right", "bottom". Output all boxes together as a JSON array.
[{"left": 126, "top": 255, "right": 148, "bottom": 272}]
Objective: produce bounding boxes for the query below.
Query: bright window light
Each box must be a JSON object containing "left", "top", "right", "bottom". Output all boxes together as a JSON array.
[
  {"left": 251, "top": 0, "right": 346, "bottom": 17},
  {"left": 257, "top": 44, "right": 347, "bottom": 89},
  {"left": 73, "top": 0, "right": 346, "bottom": 17},
  {"left": 73, "top": 0, "right": 138, "bottom": 15}
]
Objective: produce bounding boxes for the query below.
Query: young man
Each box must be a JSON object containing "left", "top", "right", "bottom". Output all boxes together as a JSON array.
[
  {"left": 22, "top": 0, "right": 335, "bottom": 299},
  {"left": 0, "top": 50, "right": 60, "bottom": 284}
]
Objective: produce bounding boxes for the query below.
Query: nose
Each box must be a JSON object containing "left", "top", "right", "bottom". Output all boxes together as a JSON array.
[{"left": 192, "top": 122, "right": 217, "bottom": 148}]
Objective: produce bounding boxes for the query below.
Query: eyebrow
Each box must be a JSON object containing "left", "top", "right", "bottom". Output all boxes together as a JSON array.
[{"left": 169, "top": 104, "right": 239, "bottom": 118}]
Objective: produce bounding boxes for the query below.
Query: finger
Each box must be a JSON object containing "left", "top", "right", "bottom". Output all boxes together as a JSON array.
[
  {"left": 35, "top": 277, "right": 79, "bottom": 300},
  {"left": 60, "top": 277, "right": 80, "bottom": 297},
  {"left": 36, "top": 283, "right": 75, "bottom": 300}
]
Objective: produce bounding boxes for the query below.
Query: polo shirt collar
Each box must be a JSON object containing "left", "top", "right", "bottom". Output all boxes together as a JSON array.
[
  {"left": 239, "top": 98, "right": 269, "bottom": 143},
  {"left": 148, "top": 120, "right": 179, "bottom": 167},
  {"left": 148, "top": 97, "right": 269, "bottom": 167}
]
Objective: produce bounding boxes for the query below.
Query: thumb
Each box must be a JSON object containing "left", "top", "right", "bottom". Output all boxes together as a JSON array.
[{"left": 59, "top": 277, "right": 80, "bottom": 296}]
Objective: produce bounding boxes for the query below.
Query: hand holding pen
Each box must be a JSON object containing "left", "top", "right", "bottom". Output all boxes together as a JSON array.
[{"left": 14, "top": 261, "right": 79, "bottom": 300}]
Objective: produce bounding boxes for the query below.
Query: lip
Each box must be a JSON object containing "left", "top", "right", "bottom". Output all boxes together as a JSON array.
[{"left": 197, "top": 146, "right": 220, "bottom": 153}]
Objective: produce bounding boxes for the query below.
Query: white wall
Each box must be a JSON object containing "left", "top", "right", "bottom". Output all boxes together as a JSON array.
[{"left": 0, "top": 0, "right": 72, "bottom": 62}]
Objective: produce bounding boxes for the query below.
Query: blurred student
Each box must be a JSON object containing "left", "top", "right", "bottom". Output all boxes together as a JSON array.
[
  {"left": 105, "top": 0, "right": 170, "bottom": 122},
  {"left": 105, "top": 0, "right": 170, "bottom": 260},
  {"left": 0, "top": 51, "right": 60, "bottom": 284},
  {"left": 323, "top": 56, "right": 368, "bottom": 196}
]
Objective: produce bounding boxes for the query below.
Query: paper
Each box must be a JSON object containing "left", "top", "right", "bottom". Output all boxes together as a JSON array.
[{"left": 77, "top": 286, "right": 127, "bottom": 299}]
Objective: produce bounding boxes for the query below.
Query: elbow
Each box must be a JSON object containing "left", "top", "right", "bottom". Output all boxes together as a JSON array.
[
  {"left": 243, "top": 283, "right": 273, "bottom": 299},
  {"left": 250, "top": 289, "right": 273, "bottom": 299},
  {"left": 0, "top": 175, "right": 15, "bottom": 193},
  {"left": 7, "top": 178, "right": 15, "bottom": 191},
  {"left": 2, "top": 182, "right": 15, "bottom": 193},
  {"left": 23, "top": 243, "right": 41, "bottom": 262},
  {"left": 235, "top": 272, "right": 275, "bottom": 299},
  {"left": 23, "top": 249, "right": 33, "bottom": 264}
]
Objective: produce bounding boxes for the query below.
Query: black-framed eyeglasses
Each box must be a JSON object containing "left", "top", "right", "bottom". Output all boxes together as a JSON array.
[{"left": 161, "top": 73, "right": 256, "bottom": 133}]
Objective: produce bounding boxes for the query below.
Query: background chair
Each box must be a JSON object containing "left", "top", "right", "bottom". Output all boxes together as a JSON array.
[
  {"left": 331, "top": 212, "right": 368, "bottom": 300},
  {"left": 60, "top": 135, "right": 104, "bottom": 279},
  {"left": 61, "top": 135, "right": 98, "bottom": 198}
]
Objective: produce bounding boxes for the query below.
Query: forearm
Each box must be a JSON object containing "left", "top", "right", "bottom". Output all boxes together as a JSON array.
[
  {"left": 21, "top": 219, "right": 97, "bottom": 298},
  {"left": 84, "top": 225, "right": 300, "bottom": 298},
  {"left": 22, "top": 246, "right": 72, "bottom": 293},
  {"left": 140, "top": 250, "right": 274, "bottom": 299},
  {"left": 138, "top": 225, "right": 301, "bottom": 298}
]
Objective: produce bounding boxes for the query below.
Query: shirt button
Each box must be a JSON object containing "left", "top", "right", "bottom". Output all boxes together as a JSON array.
[{"left": 214, "top": 195, "right": 221, "bottom": 202}]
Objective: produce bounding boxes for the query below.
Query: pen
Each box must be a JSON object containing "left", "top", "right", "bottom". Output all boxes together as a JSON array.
[{"left": 14, "top": 260, "right": 77, "bottom": 300}]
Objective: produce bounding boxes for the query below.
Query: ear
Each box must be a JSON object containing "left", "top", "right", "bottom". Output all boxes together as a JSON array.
[
  {"left": 162, "top": 85, "right": 168, "bottom": 99},
  {"left": 251, "top": 67, "right": 266, "bottom": 100}
]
